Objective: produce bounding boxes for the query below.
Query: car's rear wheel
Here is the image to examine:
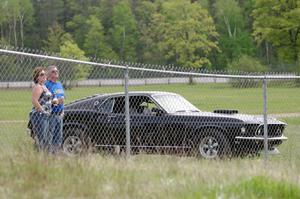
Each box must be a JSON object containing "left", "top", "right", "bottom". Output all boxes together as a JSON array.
[
  {"left": 63, "top": 135, "right": 83, "bottom": 155},
  {"left": 195, "top": 130, "right": 231, "bottom": 159},
  {"left": 63, "top": 128, "right": 93, "bottom": 156}
]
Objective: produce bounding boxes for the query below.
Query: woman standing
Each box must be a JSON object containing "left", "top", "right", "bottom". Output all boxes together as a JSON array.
[{"left": 30, "top": 67, "right": 52, "bottom": 152}]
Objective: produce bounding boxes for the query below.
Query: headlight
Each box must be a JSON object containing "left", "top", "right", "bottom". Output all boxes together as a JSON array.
[
  {"left": 241, "top": 127, "right": 246, "bottom": 134},
  {"left": 256, "top": 128, "right": 262, "bottom": 136},
  {"left": 276, "top": 128, "right": 282, "bottom": 136}
]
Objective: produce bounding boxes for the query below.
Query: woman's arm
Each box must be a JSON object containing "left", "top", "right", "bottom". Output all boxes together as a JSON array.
[{"left": 32, "top": 85, "right": 43, "bottom": 112}]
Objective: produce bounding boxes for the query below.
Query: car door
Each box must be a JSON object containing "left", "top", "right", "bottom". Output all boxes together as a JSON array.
[
  {"left": 94, "top": 96, "right": 126, "bottom": 147},
  {"left": 129, "top": 95, "right": 167, "bottom": 150},
  {"left": 108, "top": 96, "right": 127, "bottom": 146}
]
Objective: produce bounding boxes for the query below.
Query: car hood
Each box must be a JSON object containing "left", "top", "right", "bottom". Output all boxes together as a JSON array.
[{"left": 170, "top": 111, "right": 286, "bottom": 125}]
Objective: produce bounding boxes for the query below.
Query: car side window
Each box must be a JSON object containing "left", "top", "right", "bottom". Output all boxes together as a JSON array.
[
  {"left": 103, "top": 96, "right": 161, "bottom": 115},
  {"left": 98, "top": 98, "right": 115, "bottom": 113},
  {"left": 129, "top": 96, "right": 160, "bottom": 115},
  {"left": 112, "top": 97, "right": 125, "bottom": 114}
]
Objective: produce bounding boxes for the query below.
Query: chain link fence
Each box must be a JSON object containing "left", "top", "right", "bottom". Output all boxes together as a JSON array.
[{"left": 0, "top": 47, "right": 299, "bottom": 164}]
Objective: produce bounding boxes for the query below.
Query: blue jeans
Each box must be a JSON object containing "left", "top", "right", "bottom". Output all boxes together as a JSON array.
[
  {"left": 49, "top": 114, "right": 63, "bottom": 152},
  {"left": 30, "top": 112, "right": 50, "bottom": 151}
]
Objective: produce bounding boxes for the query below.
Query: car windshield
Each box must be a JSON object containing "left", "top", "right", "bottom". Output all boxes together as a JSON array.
[{"left": 152, "top": 94, "right": 200, "bottom": 113}]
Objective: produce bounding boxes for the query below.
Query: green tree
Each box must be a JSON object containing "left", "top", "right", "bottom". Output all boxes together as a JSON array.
[
  {"left": 229, "top": 54, "right": 267, "bottom": 88},
  {"left": 99, "top": 0, "right": 119, "bottom": 31},
  {"left": 229, "top": 54, "right": 267, "bottom": 72},
  {"left": 4, "top": 0, "right": 21, "bottom": 46},
  {"left": 43, "top": 23, "right": 71, "bottom": 53},
  {"left": 0, "top": 0, "right": 9, "bottom": 44},
  {"left": 109, "top": 1, "right": 138, "bottom": 61},
  {"left": 32, "top": 0, "right": 64, "bottom": 47},
  {"left": 64, "top": 0, "right": 103, "bottom": 49},
  {"left": 65, "top": 14, "right": 88, "bottom": 49},
  {"left": 0, "top": 0, "right": 34, "bottom": 47},
  {"left": 60, "top": 39, "right": 90, "bottom": 88},
  {"left": 18, "top": 0, "right": 34, "bottom": 47},
  {"left": 64, "top": 0, "right": 101, "bottom": 19},
  {"left": 83, "top": 15, "right": 118, "bottom": 79},
  {"left": 147, "top": 0, "right": 219, "bottom": 68},
  {"left": 253, "top": 0, "right": 300, "bottom": 67},
  {"left": 135, "top": 1, "right": 159, "bottom": 63},
  {"left": 214, "top": 0, "right": 255, "bottom": 68},
  {"left": 83, "top": 15, "right": 116, "bottom": 59}
]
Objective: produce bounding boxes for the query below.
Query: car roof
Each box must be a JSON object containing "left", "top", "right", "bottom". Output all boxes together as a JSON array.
[
  {"left": 67, "top": 91, "right": 178, "bottom": 106},
  {"left": 100, "top": 91, "right": 178, "bottom": 97}
]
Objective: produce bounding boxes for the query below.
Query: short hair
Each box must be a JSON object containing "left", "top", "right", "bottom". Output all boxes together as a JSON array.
[
  {"left": 47, "top": 65, "right": 58, "bottom": 78},
  {"left": 33, "top": 67, "right": 45, "bottom": 83},
  {"left": 47, "top": 65, "right": 58, "bottom": 72}
]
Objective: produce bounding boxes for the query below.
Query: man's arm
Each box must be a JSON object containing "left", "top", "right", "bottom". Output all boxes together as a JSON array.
[
  {"left": 58, "top": 97, "right": 64, "bottom": 104},
  {"left": 58, "top": 83, "right": 65, "bottom": 105}
]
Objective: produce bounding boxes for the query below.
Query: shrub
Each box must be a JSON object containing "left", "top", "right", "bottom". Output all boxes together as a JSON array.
[{"left": 229, "top": 55, "right": 267, "bottom": 88}]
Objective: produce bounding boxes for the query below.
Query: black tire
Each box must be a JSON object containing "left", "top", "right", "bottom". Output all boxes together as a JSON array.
[
  {"left": 62, "top": 128, "right": 93, "bottom": 155},
  {"left": 194, "top": 129, "right": 231, "bottom": 159}
]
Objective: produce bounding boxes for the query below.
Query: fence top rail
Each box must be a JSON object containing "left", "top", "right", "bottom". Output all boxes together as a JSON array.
[{"left": 1, "top": 48, "right": 300, "bottom": 80}]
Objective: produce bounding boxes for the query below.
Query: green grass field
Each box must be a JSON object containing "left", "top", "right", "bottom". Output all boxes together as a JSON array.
[
  {"left": 1, "top": 83, "right": 300, "bottom": 120},
  {"left": 0, "top": 83, "right": 300, "bottom": 198}
]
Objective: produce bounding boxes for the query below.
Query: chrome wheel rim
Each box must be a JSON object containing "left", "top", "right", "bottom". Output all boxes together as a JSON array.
[
  {"left": 63, "top": 136, "right": 83, "bottom": 155},
  {"left": 199, "top": 136, "right": 219, "bottom": 159}
]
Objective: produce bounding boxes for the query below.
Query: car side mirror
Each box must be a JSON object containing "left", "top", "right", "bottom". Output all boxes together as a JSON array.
[{"left": 152, "top": 107, "right": 164, "bottom": 116}]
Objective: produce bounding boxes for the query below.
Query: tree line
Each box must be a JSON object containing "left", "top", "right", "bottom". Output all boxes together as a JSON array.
[{"left": 0, "top": 0, "right": 299, "bottom": 72}]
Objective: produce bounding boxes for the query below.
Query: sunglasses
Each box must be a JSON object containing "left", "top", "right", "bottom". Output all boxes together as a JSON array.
[
  {"left": 39, "top": 73, "right": 45, "bottom": 77},
  {"left": 51, "top": 70, "right": 59, "bottom": 74}
]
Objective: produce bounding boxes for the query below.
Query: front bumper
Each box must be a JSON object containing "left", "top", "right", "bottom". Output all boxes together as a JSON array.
[
  {"left": 233, "top": 135, "right": 287, "bottom": 156},
  {"left": 235, "top": 136, "right": 288, "bottom": 141}
]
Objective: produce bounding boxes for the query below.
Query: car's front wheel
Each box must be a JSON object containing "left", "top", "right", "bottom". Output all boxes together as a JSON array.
[{"left": 195, "top": 130, "right": 231, "bottom": 159}]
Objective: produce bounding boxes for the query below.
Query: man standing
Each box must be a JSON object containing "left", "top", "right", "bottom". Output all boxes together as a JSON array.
[{"left": 46, "top": 65, "right": 64, "bottom": 153}]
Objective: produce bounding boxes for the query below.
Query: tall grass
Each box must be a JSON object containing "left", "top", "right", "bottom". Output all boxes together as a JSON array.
[
  {"left": 0, "top": 122, "right": 299, "bottom": 198},
  {"left": 1, "top": 148, "right": 299, "bottom": 198}
]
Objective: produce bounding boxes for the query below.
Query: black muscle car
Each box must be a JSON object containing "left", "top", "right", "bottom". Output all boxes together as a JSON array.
[{"left": 57, "top": 91, "right": 287, "bottom": 158}]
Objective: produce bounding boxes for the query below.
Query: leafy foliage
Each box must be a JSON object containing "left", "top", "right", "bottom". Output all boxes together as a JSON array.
[
  {"left": 43, "top": 23, "right": 70, "bottom": 53},
  {"left": 0, "top": 0, "right": 299, "bottom": 71},
  {"left": 253, "top": 0, "right": 300, "bottom": 65},
  {"left": 214, "top": 0, "right": 255, "bottom": 68},
  {"left": 146, "top": 0, "right": 219, "bottom": 68},
  {"left": 60, "top": 39, "right": 90, "bottom": 88},
  {"left": 109, "top": 0, "right": 138, "bottom": 61},
  {"left": 229, "top": 54, "right": 267, "bottom": 72},
  {"left": 83, "top": 15, "right": 116, "bottom": 59},
  {"left": 229, "top": 55, "right": 267, "bottom": 88}
]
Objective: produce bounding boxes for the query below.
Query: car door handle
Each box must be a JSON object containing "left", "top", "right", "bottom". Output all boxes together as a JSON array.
[{"left": 107, "top": 115, "right": 117, "bottom": 122}]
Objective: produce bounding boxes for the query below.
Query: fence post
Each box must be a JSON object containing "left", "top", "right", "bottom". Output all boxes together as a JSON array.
[
  {"left": 263, "top": 77, "right": 268, "bottom": 163},
  {"left": 124, "top": 66, "right": 131, "bottom": 158}
]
